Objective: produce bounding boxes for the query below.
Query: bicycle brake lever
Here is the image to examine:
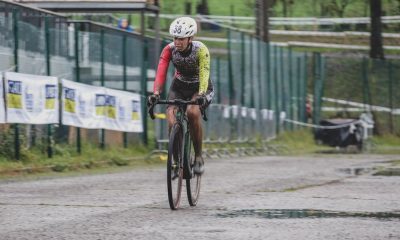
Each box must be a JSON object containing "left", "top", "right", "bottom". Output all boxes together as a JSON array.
[{"left": 148, "top": 104, "right": 156, "bottom": 120}]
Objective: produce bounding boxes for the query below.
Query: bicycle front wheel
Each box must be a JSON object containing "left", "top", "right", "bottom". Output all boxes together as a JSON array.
[
  {"left": 184, "top": 132, "right": 201, "bottom": 206},
  {"left": 167, "top": 123, "right": 184, "bottom": 210}
]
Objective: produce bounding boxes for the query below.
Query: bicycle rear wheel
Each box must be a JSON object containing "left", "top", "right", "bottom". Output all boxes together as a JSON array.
[
  {"left": 167, "top": 123, "right": 184, "bottom": 210},
  {"left": 184, "top": 132, "right": 201, "bottom": 206}
]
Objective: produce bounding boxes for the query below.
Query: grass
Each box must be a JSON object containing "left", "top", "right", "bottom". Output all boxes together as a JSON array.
[
  {"left": 0, "top": 128, "right": 398, "bottom": 179},
  {"left": 368, "top": 134, "right": 400, "bottom": 154},
  {"left": 0, "top": 142, "right": 165, "bottom": 179},
  {"left": 269, "top": 129, "right": 330, "bottom": 154},
  {"left": 159, "top": 0, "right": 399, "bottom": 17},
  {"left": 372, "top": 134, "right": 400, "bottom": 146},
  {"left": 160, "top": 0, "right": 254, "bottom": 17},
  {"left": 390, "top": 159, "right": 400, "bottom": 168},
  {"left": 269, "top": 129, "right": 400, "bottom": 155}
]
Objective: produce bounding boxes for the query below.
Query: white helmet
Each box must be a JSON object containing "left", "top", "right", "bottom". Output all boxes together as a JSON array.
[{"left": 169, "top": 17, "right": 197, "bottom": 38}]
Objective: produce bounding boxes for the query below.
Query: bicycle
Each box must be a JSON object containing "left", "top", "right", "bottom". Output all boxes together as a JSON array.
[{"left": 149, "top": 99, "right": 207, "bottom": 210}]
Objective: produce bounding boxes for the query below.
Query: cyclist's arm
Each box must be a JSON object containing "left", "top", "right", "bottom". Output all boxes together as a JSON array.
[
  {"left": 153, "top": 44, "right": 172, "bottom": 94},
  {"left": 198, "top": 44, "right": 210, "bottom": 95}
]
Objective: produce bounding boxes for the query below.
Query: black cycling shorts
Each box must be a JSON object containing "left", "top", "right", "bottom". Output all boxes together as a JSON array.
[{"left": 167, "top": 78, "right": 214, "bottom": 107}]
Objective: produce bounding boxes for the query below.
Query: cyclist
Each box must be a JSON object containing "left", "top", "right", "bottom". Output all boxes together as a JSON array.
[{"left": 148, "top": 16, "right": 214, "bottom": 175}]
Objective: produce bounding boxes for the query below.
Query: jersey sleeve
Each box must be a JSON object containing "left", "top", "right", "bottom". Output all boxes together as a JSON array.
[
  {"left": 198, "top": 44, "right": 210, "bottom": 95},
  {"left": 153, "top": 44, "right": 172, "bottom": 93}
]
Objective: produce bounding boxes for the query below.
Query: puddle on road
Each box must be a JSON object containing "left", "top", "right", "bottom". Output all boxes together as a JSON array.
[
  {"left": 337, "top": 165, "right": 400, "bottom": 177},
  {"left": 336, "top": 167, "right": 373, "bottom": 176},
  {"left": 217, "top": 209, "right": 400, "bottom": 220},
  {"left": 373, "top": 168, "right": 400, "bottom": 176}
]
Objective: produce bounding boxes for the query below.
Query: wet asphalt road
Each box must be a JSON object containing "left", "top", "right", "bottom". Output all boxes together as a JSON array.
[{"left": 0, "top": 154, "right": 400, "bottom": 240}]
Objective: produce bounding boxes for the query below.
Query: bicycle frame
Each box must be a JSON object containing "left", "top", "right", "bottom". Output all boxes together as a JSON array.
[{"left": 148, "top": 98, "right": 206, "bottom": 209}]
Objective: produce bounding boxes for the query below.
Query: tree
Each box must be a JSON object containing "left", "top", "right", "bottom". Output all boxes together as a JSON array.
[
  {"left": 184, "top": 0, "right": 192, "bottom": 15},
  {"left": 398, "top": 0, "right": 400, "bottom": 14},
  {"left": 329, "top": 0, "right": 350, "bottom": 18},
  {"left": 370, "top": 0, "right": 384, "bottom": 59},
  {"left": 256, "top": 0, "right": 271, "bottom": 42},
  {"left": 196, "top": 0, "right": 209, "bottom": 15},
  {"left": 280, "top": 0, "right": 295, "bottom": 18},
  {"left": 318, "top": 0, "right": 351, "bottom": 17}
]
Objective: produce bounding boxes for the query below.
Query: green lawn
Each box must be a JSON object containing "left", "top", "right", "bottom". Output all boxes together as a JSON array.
[{"left": 160, "top": 0, "right": 400, "bottom": 17}]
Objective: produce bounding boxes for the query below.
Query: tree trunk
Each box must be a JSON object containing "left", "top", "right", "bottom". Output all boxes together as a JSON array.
[
  {"left": 370, "top": 0, "right": 384, "bottom": 59},
  {"left": 282, "top": 0, "right": 287, "bottom": 17},
  {"left": 258, "top": 0, "right": 270, "bottom": 42},
  {"left": 184, "top": 1, "right": 191, "bottom": 15},
  {"left": 256, "top": 0, "right": 261, "bottom": 37},
  {"left": 201, "top": 0, "right": 209, "bottom": 15},
  {"left": 282, "top": 0, "right": 289, "bottom": 29},
  {"left": 264, "top": 0, "right": 271, "bottom": 42}
]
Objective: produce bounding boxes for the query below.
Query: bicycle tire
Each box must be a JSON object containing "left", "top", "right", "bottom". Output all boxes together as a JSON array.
[
  {"left": 184, "top": 131, "right": 201, "bottom": 206},
  {"left": 167, "top": 123, "right": 184, "bottom": 210}
]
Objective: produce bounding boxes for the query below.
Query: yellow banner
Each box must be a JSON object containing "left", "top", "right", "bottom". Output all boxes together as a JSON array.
[{"left": 7, "top": 93, "right": 22, "bottom": 109}]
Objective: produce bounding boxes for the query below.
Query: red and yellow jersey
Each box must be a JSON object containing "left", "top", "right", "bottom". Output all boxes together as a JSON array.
[{"left": 153, "top": 41, "right": 210, "bottom": 95}]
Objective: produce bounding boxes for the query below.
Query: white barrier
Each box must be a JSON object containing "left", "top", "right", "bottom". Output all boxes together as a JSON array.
[
  {"left": 0, "top": 72, "right": 143, "bottom": 132},
  {"left": 62, "top": 79, "right": 143, "bottom": 132},
  {"left": 0, "top": 74, "right": 5, "bottom": 123},
  {"left": 321, "top": 97, "right": 400, "bottom": 114},
  {"left": 4, "top": 72, "right": 59, "bottom": 124}
]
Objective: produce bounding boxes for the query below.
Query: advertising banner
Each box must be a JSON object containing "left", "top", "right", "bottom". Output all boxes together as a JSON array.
[
  {"left": 62, "top": 79, "right": 143, "bottom": 132},
  {"left": 4, "top": 72, "right": 58, "bottom": 124},
  {"left": 0, "top": 75, "right": 5, "bottom": 123},
  {"left": 62, "top": 79, "right": 104, "bottom": 129},
  {"left": 103, "top": 88, "right": 143, "bottom": 133}
]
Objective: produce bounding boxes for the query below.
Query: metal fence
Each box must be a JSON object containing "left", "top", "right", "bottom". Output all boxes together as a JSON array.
[
  {"left": 317, "top": 55, "right": 400, "bottom": 135},
  {"left": 0, "top": 2, "right": 151, "bottom": 159},
  {"left": 227, "top": 30, "right": 309, "bottom": 133},
  {"left": 151, "top": 29, "right": 309, "bottom": 156},
  {"left": 2, "top": 1, "right": 397, "bottom": 161},
  {"left": 0, "top": 1, "right": 312, "bottom": 159}
]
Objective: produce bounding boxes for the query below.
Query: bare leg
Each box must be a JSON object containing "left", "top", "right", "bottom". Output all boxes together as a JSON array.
[{"left": 166, "top": 106, "right": 177, "bottom": 134}]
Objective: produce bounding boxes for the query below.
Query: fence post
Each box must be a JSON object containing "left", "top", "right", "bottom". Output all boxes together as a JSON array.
[
  {"left": 249, "top": 36, "right": 254, "bottom": 108},
  {"left": 274, "top": 45, "right": 280, "bottom": 135},
  {"left": 122, "top": 34, "right": 128, "bottom": 148},
  {"left": 320, "top": 56, "right": 326, "bottom": 117},
  {"left": 227, "top": 29, "right": 234, "bottom": 106},
  {"left": 12, "top": 8, "right": 20, "bottom": 160},
  {"left": 257, "top": 40, "right": 261, "bottom": 109},
  {"left": 227, "top": 29, "right": 235, "bottom": 141},
  {"left": 216, "top": 57, "right": 221, "bottom": 103},
  {"left": 266, "top": 42, "right": 271, "bottom": 110},
  {"left": 312, "top": 53, "right": 325, "bottom": 127},
  {"left": 240, "top": 32, "right": 245, "bottom": 106},
  {"left": 257, "top": 39, "right": 263, "bottom": 138},
  {"left": 288, "top": 47, "right": 293, "bottom": 130},
  {"left": 45, "top": 16, "right": 53, "bottom": 158},
  {"left": 100, "top": 29, "right": 105, "bottom": 149},
  {"left": 302, "top": 53, "right": 308, "bottom": 123},
  {"left": 388, "top": 60, "right": 394, "bottom": 134},
  {"left": 296, "top": 56, "right": 302, "bottom": 126},
  {"left": 141, "top": 39, "right": 148, "bottom": 145},
  {"left": 279, "top": 47, "right": 286, "bottom": 131},
  {"left": 74, "top": 22, "right": 81, "bottom": 154},
  {"left": 312, "top": 52, "right": 320, "bottom": 126},
  {"left": 361, "top": 57, "right": 371, "bottom": 112}
]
